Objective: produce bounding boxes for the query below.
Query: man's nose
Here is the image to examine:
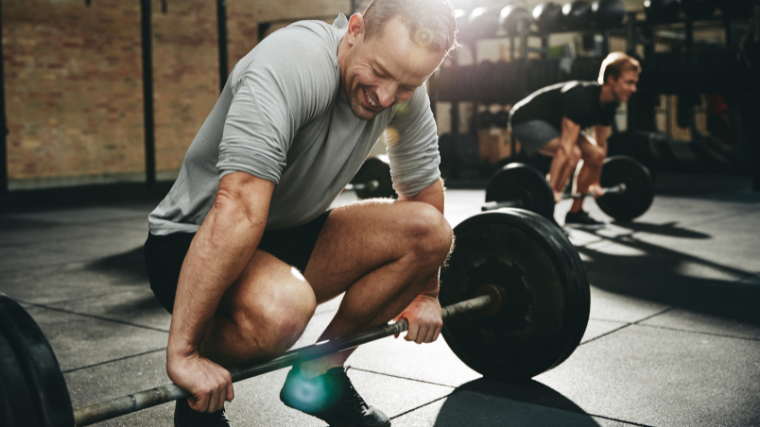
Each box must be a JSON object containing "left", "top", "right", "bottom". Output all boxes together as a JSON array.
[{"left": 377, "top": 82, "right": 397, "bottom": 108}]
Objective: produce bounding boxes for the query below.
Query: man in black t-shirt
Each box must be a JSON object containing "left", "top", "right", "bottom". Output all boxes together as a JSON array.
[{"left": 509, "top": 52, "right": 641, "bottom": 228}]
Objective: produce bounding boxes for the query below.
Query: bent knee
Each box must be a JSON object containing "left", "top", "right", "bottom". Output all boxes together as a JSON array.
[
  {"left": 590, "top": 148, "right": 606, "bottom": 165},
  {"left": 405, "top": 203, "right": 453, "bottom": 265},
  {"left": 570, "top": 145, "right": 583, "bottom": 165},
  {"left": 234, "top": 282, "right": 316, "bottom": 355}
]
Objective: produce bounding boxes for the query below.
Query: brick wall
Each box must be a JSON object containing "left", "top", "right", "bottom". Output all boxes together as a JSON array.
[{"left": 2, "top": 0, "right": 350, "bottom": 189}]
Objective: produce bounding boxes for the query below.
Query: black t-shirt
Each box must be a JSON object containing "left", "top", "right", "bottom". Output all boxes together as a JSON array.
[{"left": 509, "top": 81, "right": 619, "bottom": 130}]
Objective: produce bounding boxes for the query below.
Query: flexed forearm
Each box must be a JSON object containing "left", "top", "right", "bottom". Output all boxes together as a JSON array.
[{"left": 168, "top": 173, "right": 275, "bottom": 362}]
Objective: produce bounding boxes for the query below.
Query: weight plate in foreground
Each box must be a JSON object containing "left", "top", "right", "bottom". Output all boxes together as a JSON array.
[
  {"left": 485, "top": 164, "right": 555, "bottom": 222},
  {"left": 351, "top": 156, "right": 397, "bottom": 200},
  {"left": 597, "top": 155, "right": 654, "bottom": 221},
  {"left": 0, "top": 331, "right": 40, "bottom": 427},
  {"left": 440, "top": 210, "right": 590, "bottom": 381},
  {"left": 0, "top": 294, "right": 74, "bottom": 427}
]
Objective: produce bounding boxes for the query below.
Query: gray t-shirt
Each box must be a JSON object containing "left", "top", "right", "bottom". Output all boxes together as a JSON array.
[{"left": 148, "top": 15, "right": 441, "bottom": 235}]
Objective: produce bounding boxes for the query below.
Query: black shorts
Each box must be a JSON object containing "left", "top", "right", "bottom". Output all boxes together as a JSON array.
[{"left": 144, "top": 210, "right": 332, "bottom": 314}]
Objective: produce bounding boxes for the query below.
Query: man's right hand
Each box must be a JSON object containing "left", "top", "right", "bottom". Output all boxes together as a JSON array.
[{"left": 167, "top": 352, "right": 235, "bottom": 413}]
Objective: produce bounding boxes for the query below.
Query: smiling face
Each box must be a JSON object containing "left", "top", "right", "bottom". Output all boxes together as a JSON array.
[
  {"left": 607, "top": 69, "right": 639, "bottom": 103},
  {"left": 338, "top": 14, "right": 447, "bottom": 120}
]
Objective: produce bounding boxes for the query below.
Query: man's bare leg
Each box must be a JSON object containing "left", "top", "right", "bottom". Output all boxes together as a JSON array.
[
  {"left": 569, "top": 136, "right": 606, "bottom": 213},
  {"left": 299, "top": 199, "right": 453, "bottom": 375},
  {"left": 199, "top": 250, "right": 317, "bottom": 367},
  {"left": 539, "top": 137, "right": 582, "bottom": 199}
]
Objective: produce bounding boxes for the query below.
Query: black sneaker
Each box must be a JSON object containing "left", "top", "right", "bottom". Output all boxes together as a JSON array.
[
  {"left": 174, "top": 398, "right": 232, "bottom": 427},
  {"left": 280, "top": 366, "right": 391, "bottom": 427},
  {"left": 564, "top": 210, "right": 607, "bottom": 230}
]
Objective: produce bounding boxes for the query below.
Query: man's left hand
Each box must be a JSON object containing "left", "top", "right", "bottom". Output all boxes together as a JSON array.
[{"left": 394, "top": 294, "right": 443, "bottom": 344}]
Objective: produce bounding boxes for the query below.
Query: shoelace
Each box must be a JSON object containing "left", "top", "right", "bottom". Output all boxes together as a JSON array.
[{"left": 330, "top": 371, "right": 370, "bottom": 412}]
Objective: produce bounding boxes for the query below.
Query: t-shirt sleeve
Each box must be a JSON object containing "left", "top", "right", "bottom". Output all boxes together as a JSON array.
[
  {"left": 561, "top": 86, "right": 593, "bottom": 126},
  {"left": 386, "top": 84, "right": 441, "bottom": 198},
  {"left": 216, "top": 26, "right": 337, "bottom": 184}
]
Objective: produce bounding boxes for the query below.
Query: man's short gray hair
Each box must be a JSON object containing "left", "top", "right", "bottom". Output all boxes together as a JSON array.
[{"left": 362, "top": 0, "right": 460, "bottom": 55}]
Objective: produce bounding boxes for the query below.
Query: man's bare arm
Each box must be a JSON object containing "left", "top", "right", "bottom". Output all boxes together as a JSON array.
[
  {"left": 167, "top": 172, "right": 275, "bottom": 412},
  {"left": 394, "top": 178, "right": 448, "bottom": 344},
  {"left": 594, "top": 125, "right": 609, "bottom": 156},
  {"left": 548, "top": 118, "right": 582, "bottom": 201},
  {"left": 399, "top": 178, "right": 446, "bottom": 296}
]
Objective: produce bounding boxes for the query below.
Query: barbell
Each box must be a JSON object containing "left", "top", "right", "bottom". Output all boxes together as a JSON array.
[
  {"left": 482, "top": 155, "right": 655, "bottom": 222},
  {"left": 0, "top": 208, "right": 590, "bottom": 427}
]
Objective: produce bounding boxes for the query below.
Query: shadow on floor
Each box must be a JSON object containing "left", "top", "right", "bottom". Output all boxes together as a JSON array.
[
  {"left": 611, "top": 221, "right": 711, "bottom": 239},
  {"left": 577, "top": 230, "right": 760, "bottom": 325},
  {"left": 431, "top": 378, "right": 601, "bottom": 426},
  {"left": 86, "top": 246, "right": 148, "bottom": 283}
]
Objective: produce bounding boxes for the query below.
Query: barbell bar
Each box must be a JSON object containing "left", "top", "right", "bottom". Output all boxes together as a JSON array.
[
  {"left": 482, "top": 182, "right": 628, "bottom": 211},
  {"left": 1, "top": 209, "right": 590, "bottom": 427},
  {"left": 71, "top": 292, "right": 496, "bottom": 426}
]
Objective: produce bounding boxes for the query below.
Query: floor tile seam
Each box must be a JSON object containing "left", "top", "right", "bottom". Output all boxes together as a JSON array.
[
  {"left": 388, "top": 394, "right": 452, "bottom": 421},
  {"left": 581, "top": 307, "right": 674, "bottom": 346},
  {"left": 61, "top": 347, "right": 166, "bottom": 375},
  {"left": 462, "top": 389, "right": 656, "bottom": 427},
  {"left": 0, "top": 230, "right": 147, "bottom": 247},
  {"left": 632, "top": 306, "right": 675, "bottom": 324},
  {"left": 347, "top": 367, "right": 458, "bottom": 389},
  {"left": 27, "top": 288, "right": 142, "bottom": 307},
  {"left": 635, "top": 323, "right": 760, "bottom": 342},
  {"left": 579, "top": 323, "right": 632, "bottom": 346},
  {"left": 0, "top": 255, "right": 144, "bottom": 275},
  {"left": 587, "top": 317, "right": 629, "bottom": 324},
  {"left": 4, "top": 216, "right": 149, "bottom": 227},
  {"left": 22, "top": 301, "right": 170, "bottom": 333}
]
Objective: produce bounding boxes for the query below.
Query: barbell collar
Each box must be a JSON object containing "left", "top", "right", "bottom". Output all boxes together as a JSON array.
[
  {"left": 481, "top": 200, "right": 522, "bottom": 212},
  {"left": 73, "top": 294, "right": 493, "bottom": 426}
]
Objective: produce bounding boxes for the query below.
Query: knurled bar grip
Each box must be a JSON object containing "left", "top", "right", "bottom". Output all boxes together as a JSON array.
[
  {"left": 73, "top": 294, "right": 492, "bottom": 426},
  {"left": 563, "top": 183, "right": 627, "bottom": 200}
]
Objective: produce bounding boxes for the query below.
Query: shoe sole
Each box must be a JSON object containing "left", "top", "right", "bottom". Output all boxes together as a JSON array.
[{"left": 281, "top": 397, "right": 391, "bottom": 427}]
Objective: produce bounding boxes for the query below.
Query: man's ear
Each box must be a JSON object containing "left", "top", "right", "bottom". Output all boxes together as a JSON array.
[{"left": 346, "top": 13, "right": 366, "bottom": 46}]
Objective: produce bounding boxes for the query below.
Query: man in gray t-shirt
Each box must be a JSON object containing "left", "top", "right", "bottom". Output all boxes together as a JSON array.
[{"left": 143, "top": 1, "right": 459, "bottom": 426}]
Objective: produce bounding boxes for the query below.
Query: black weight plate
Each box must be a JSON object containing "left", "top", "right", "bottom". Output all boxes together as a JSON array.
[
  {"left": 0, "top": 295, "right": 74, "bottom": 427},
  {"left": 351, "top": 156, "right": 397, "bottom": 200},
  {"left": 440, "top": 210, "right": 590, "bottom": 381},
  {"left": 485, "top": 164, "right": 555, "bottom": 222},
  {"left": 597, "top": 156, "right": 654, "bottom": 221},
  {"left": 0, "top": 330, "right": 40, "bottom": 427}
]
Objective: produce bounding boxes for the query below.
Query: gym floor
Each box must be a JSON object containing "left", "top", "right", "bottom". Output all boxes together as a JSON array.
[{"left": 1, "top": 174, "right": 759, "bottom": 427}]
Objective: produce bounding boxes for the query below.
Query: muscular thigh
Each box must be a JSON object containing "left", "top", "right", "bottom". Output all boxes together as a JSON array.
[
  {"left": 303, "top": 199, "right": 437, "bottom": 304},
  {"left": 217, "top": 250, "right": 316, "bottom": 325},
  {"left": 577, "top": 134, "right": 604, "bottom": 160}
]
